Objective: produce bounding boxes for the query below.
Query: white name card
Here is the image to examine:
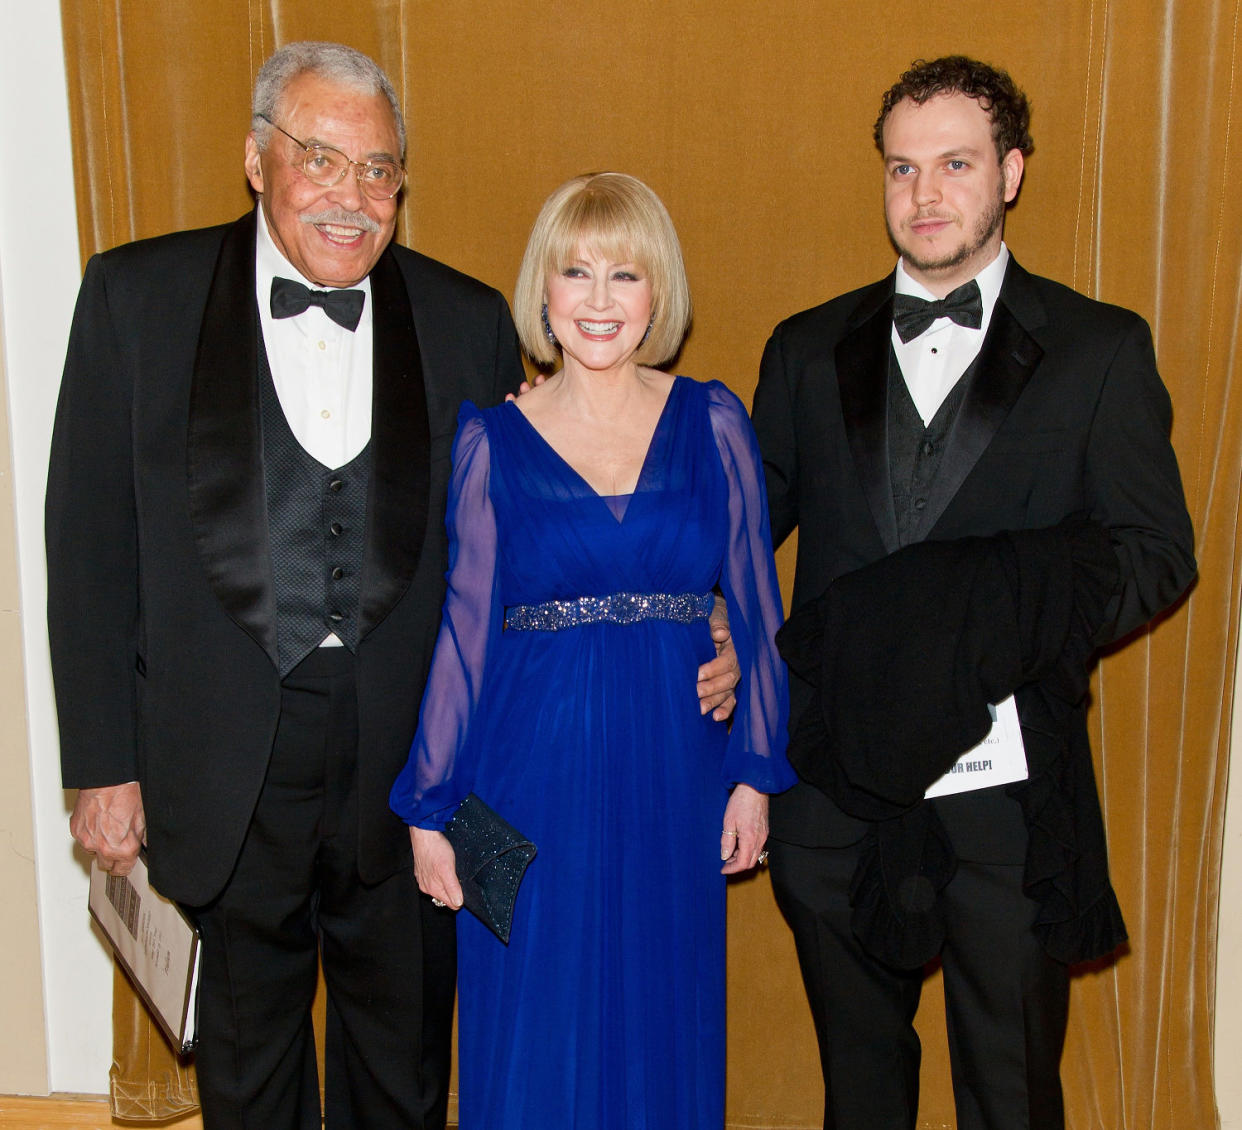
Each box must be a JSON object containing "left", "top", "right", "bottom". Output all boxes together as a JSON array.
[{"left": 924, "top": 694, "right": 1029, "bottom": 798}]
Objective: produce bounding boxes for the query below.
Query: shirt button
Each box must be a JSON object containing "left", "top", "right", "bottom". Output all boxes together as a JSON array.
[
  {"left": 329, "top": 479, "right": 344, "bottom": 492},
  {"left": 328, "top": 610, "right": 344, "bottom": 623},
  {"left": 330, "top": 522, "right": 343, "bottom": 536},
  {"left": 317, "top": 340, "right": 327, "bottom": 351},
  {"left": 331, "top": 566, "right": 345, "bottom": 580},
  {"left": 320, "top": 409, "right": 331, "bottom": 419},
  {"left": 914, "top": 497, "right": 927, "bottom": 511},
  {"left": 922, "top": 441, "right": 935, "bottom": 456}
]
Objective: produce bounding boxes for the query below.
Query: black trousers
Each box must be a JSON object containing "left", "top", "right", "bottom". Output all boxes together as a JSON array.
[
  {"left": 769, "top": 838, "right": 1069, "bottom": 1130},
  {"left": 188, "top": 648, "right": 457, "bottom": 1130}
]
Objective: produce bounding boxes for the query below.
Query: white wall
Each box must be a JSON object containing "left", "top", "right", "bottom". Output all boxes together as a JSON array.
[{"left": 0, "top": 0, "right": 113, "bottom": 1094}]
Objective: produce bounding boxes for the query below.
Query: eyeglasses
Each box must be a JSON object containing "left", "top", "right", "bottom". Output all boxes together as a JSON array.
[{"left": 256, "top": 114, "right": 405, "bottom": 200}]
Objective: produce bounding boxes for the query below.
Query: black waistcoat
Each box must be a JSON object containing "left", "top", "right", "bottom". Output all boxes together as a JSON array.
[
  {"left": 887, "top": 345, "right": 1028, "bottom": 862},
  {"left": 258, "top": 347, "right": 371, "bottom": 677},
  {"left": 888, "top": 348, "right": 975, "bottom": 547}
]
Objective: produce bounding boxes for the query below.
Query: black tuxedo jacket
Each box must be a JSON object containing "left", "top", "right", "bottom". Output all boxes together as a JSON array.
[
  {"left": 752, "top": 256, "right": 1195, "bottom": 852},
  {"left": 47, "top": 211, "right": 523, "bottom": 905}
]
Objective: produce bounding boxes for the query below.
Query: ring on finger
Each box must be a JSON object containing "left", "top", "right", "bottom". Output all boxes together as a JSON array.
[
  {"left": 757, "top": 851, "right": 769, "bottom": 865},
  {"left": 431, "top": 897, "right": 446, "bottom": 908}
]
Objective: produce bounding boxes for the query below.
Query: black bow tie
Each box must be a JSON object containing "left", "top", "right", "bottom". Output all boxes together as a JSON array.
[
  {"left": 270, "top": 277, "right": 366, "bottom": 332},
  {"left": 892, "top": 280, "right": 983, "bottom": 343}
]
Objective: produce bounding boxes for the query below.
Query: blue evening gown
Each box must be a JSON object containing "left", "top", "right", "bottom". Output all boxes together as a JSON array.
[{"left": 391, "top": 376, "right": 793, "bottom": 1129}]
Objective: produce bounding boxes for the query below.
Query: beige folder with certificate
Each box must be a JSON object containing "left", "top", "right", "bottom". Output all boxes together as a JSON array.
[{"left": 88, "top": 853, "right": 200, "bottom": 1054}]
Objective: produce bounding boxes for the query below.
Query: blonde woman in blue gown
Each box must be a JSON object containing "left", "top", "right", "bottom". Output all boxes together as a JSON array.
[{"left": 391, "top": 172, "right": 793, "bottom": 1129}]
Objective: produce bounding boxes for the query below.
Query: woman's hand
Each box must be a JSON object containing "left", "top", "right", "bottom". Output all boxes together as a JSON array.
[
  {"left": 719, "top": 784, "right": 769, "bottom": 874},
  {"left": 410, "top": 826, "right": 464, "bottom": 909}
]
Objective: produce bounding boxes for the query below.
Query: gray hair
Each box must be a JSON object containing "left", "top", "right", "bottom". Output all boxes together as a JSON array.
[{"left": 251, "top": 41, "right": 406, "bottom": 158}]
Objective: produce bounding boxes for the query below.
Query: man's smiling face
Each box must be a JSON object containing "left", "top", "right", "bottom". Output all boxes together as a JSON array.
[{"left": 244, "top": 70, "right": 401, "bottom": 287}]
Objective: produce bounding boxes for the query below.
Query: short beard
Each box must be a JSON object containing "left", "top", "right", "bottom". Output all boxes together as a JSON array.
[{"left": 889, "top": 186, "right": 1006, "bottom": 278}]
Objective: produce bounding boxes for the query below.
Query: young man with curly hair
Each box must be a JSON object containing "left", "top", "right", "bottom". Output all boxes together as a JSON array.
[{"left": 753, "top": 56, "right": 1194, "bottom": 1130}]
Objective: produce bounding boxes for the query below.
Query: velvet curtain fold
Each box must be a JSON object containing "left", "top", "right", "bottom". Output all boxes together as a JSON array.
[
  {"left": 1053, "top": 4, "right": 1241, "bottom": 1128},
  {"left": 59, "top": 1, "right": 1239, "bottom": 1126}
]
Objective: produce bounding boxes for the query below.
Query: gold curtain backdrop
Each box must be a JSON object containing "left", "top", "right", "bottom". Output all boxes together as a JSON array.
[{"left": 59, "top": 1, "right": 1241, "bottom": 1127}]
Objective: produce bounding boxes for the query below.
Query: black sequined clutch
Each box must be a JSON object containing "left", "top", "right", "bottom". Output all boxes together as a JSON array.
[{"left": 443, "top": 793, "right": 537, "bottom": 944}]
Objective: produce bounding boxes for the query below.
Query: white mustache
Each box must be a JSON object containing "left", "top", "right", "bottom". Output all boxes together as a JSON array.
[{"left": 300, "top": 208, "right": 381, "bottom": 233}]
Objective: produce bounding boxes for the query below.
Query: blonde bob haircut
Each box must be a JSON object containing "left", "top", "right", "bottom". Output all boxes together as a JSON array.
[{"left": 514, "top": 172, "right": 692, "bottom": 367}]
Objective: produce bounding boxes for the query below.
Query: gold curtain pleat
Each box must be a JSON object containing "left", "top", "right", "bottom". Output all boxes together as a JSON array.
[
  {"left": 59, "top": 2, "right": 1239, "bottom": 1126},
  {"left": 1055, "top": 4, "right": 1241, "bottom": 1128}
]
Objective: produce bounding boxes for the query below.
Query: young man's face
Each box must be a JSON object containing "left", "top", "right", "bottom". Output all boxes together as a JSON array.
[{"left": 882, "top": 92, "right": 1023, "bottom": 295}]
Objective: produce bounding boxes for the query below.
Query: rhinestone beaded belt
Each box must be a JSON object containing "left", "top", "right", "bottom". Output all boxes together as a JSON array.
[{"left": 504, "top": 591, "right": 715, "bottom": 632}]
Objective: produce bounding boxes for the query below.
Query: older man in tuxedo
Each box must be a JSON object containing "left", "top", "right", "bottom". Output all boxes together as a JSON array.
[
  {"left": 46, "top": 41, "right": 524, "bottom": 1129},
  {"left": 752, "top": 56, "right": 1195, "bottom": 1130}
]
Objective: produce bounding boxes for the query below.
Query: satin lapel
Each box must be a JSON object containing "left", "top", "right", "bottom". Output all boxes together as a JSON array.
[
  {"left": 922, "top": 282, "right": 1045, "bottom": 536},
  {"left": 187, "top": 212, "right": 278, "bottom": 663},
  {"left": 836, "top": 281, "right": 900, "bottom": 554},
  {"left": 359, "top": 246, "right": 430, "bottom": 640}
]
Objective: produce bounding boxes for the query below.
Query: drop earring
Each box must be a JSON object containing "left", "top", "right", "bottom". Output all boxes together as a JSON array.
[{"left": 541, "top": 303, "right": 558, "bottom": 346}]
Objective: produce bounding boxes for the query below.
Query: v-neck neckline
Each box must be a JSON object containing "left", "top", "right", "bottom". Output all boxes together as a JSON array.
[{"left": 506, "top": 377, "right": 682, "bottom": 523}]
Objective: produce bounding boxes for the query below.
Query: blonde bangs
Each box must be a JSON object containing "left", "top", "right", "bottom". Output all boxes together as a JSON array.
[{"left": 542, "top": 192, "right": 661, "bottom": 281}]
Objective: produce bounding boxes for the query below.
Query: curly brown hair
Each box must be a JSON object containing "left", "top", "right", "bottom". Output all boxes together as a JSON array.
[{"left": 873, "top": 55, "right": 1033, "bottom": 161}]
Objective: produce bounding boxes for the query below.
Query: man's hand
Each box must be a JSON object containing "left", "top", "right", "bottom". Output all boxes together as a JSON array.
[
  {"left": 697, "top": 596, "right": 739, "bottom": 721},
  {"left": 70, "top": 782, "right": 146, "bottom": 875},
  {"left": 503, "top": 373, "right": 548, "bottom": 402}
]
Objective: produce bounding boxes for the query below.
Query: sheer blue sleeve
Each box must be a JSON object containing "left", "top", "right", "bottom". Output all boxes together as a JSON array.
[
  {"left": 390, "top": 404, "right": 501, "bottom": 828},
  {"left": 706, "top": 382, "right": 796, "bottom": 793}
]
